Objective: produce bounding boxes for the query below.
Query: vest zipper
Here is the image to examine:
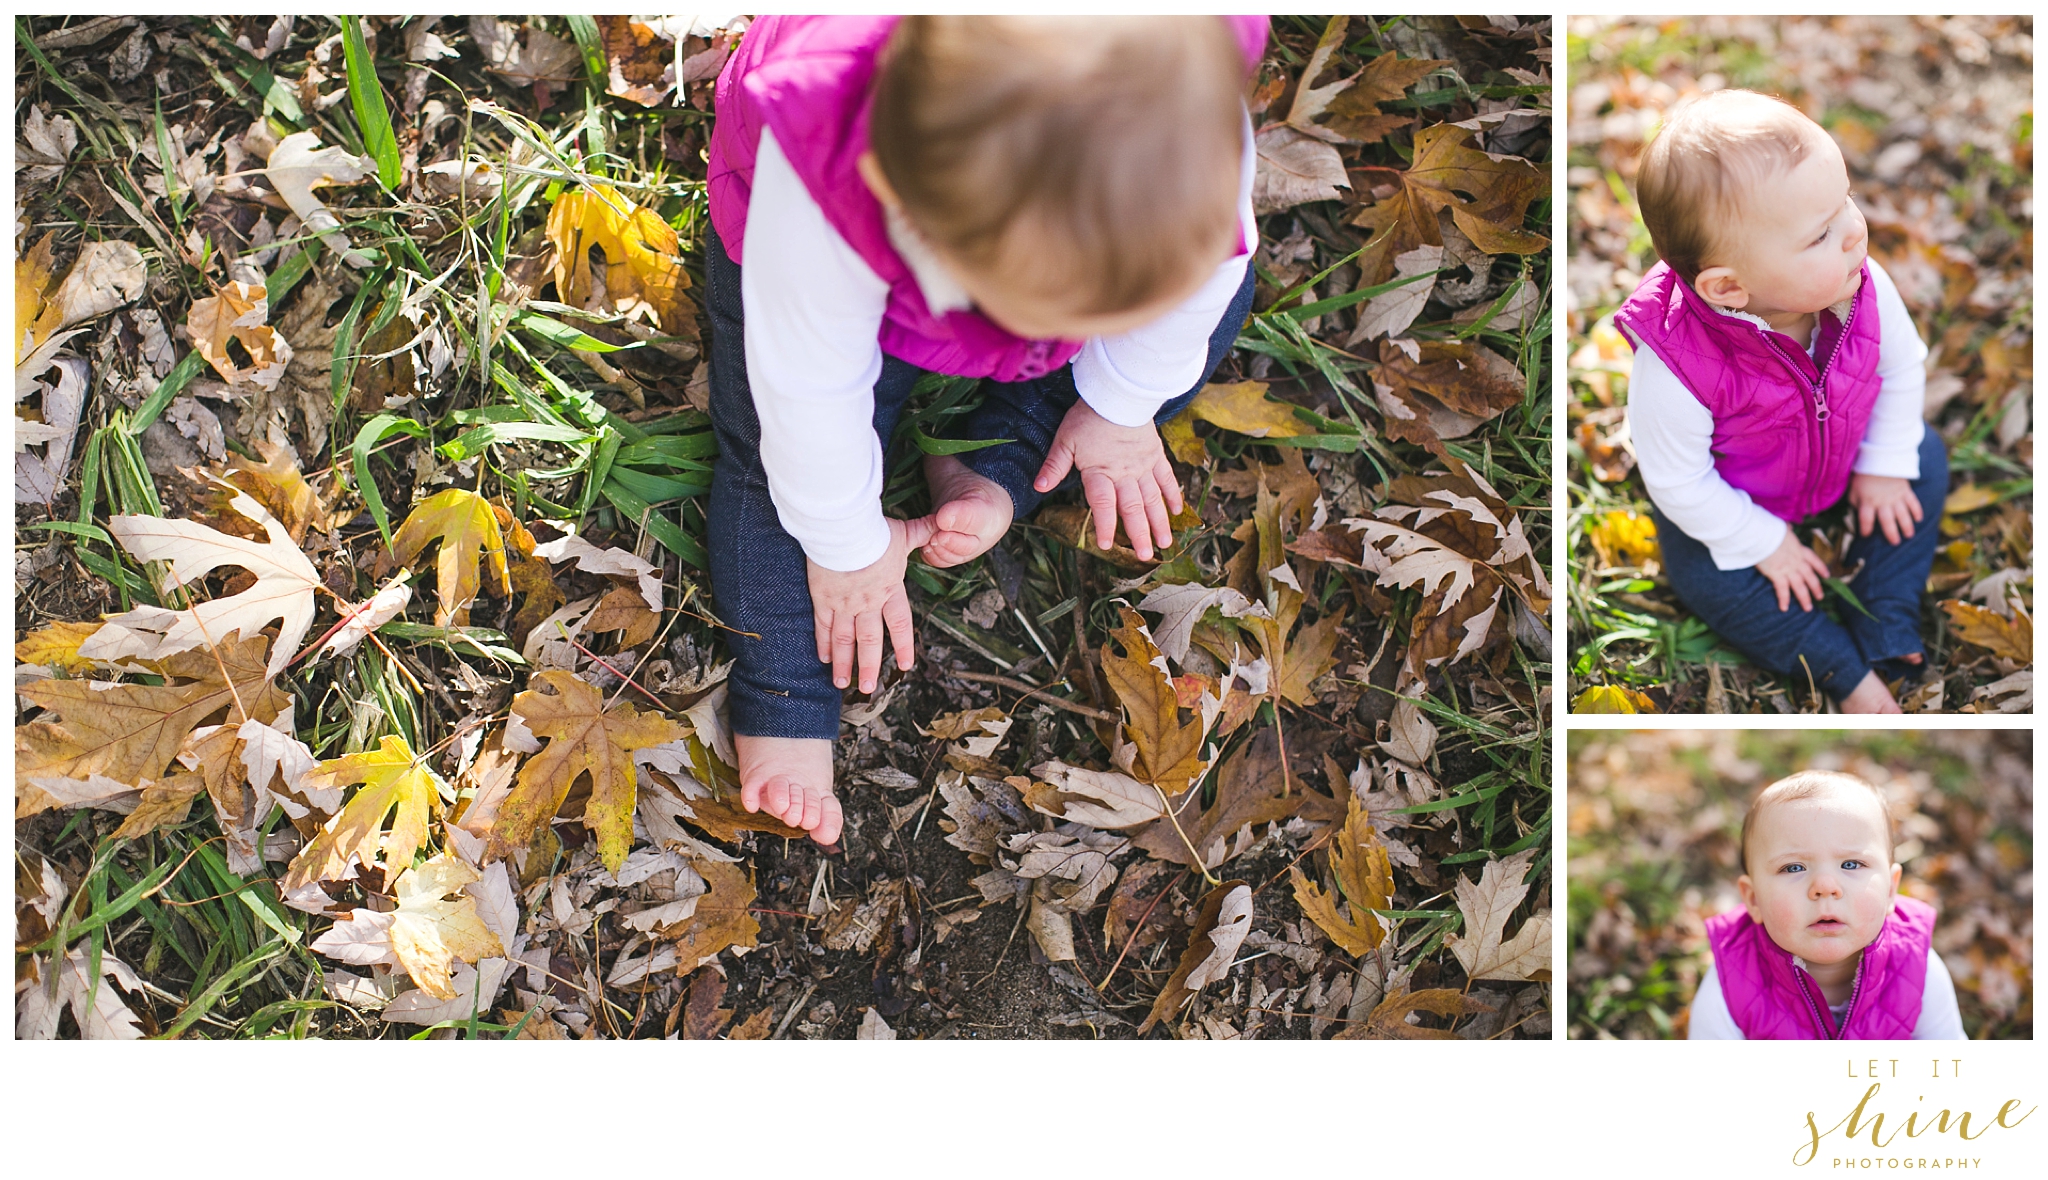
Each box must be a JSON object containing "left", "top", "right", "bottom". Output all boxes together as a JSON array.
[
  {"left": 1758, "top": 288, "right": 1860, "bottom": 519},
  {"left": 1791, "top": 956, "right": 1864, "bottom": 1039},
  {"left": 1792, "top": 965, "right": 1836, "bottom": 1039}
]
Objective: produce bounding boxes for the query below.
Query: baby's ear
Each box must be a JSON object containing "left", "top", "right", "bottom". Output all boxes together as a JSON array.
[
  {"left": 1736, "top": 873, "right": 1757, "bottom": 911},
  {"left": 1693, "top": 265, "right": 1748, "bottom": 310},
  {"left": 1889, "top": 862, "right": 1902, "bottom": 893}
]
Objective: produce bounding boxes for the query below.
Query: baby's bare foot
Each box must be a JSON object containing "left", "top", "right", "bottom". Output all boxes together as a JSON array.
[
  {"left": 736, "top": 733, "right": 843, "bottom": 846},
  {"left": 1838, "top": 670, "right": 1903, "bottom": 714},
  {"left": 922, "top": 454, "right": 1014, "bottom": 568},
  {"left": 1901, "top": 652, "right": 1923, "bottom": 665}
]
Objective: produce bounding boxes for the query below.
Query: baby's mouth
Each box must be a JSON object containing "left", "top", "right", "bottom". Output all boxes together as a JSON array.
[{"left": 1809, "top": 917, "right": 1847, "bottom": 931}]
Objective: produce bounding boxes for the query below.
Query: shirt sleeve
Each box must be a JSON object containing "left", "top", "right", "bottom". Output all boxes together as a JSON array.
[
  {"left": 1851, "top": 258, "right": 1930, "bottom": 480},
  {"left": 1912, "top": 949, "right": 1968, "bottom": 1040},
  {"left": 1624, "top": 338, "right": 1791, "bottom": 570},
  {"left": 741, "top": 127, "right": 894, "bottom": 572},
  {"left": 1071, "top": 109, "right": 1257, "bottom": 427},
  {"left": 1687, "top": 966, "right": 1745, "bottom": 1040}
]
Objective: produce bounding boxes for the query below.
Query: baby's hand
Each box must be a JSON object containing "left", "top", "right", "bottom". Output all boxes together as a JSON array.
[
  {"left": 1753, "top": 529, "right": 1831, "bottom": 612},
  {"left": 806, "top": 516, "right": 936, "bottom": 694},
  {"left": 1848, "top": 474, "right": 1922, "bottom": 546},
  {"left": 1034, "top": 400, "right": 1183, "bottom": 561}
]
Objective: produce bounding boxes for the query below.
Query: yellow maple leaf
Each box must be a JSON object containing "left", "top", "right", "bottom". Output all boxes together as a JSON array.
[
  {"left": 188, "top": 280, "right": 294, "bottom": 389},
  {"left": 389, "top": 488, "right": 513, "bottom": 626},
  {"left": 17, "top": 620, "right": 105, "bottom": 674},
  {"left": 1291, "top": 793, "right": 1394, "bottom": 956},
  {"left": 545, "top": 183, "right": 693, "bottom": 332},
  {"left": 16, "top": 231, "right": 58, "bottom": 360},
  {"left": 1941, "top": 599, "right": 2033, "bottom": 663},
  {"left": 385, "top": 856, "right": 505, "bottom": 999},
  {"left": 1185, "top": 380, "right": 1312, "bottom": 440},
  {"left": 282, "top": 735, "right": 441, "bottom": 892},
  {"left": 490, "top": 670, "right": 684, "bottom": 873},
  {"left": 1100, "top": 604, "right": 1210, "bottom": 795},
  {"left": 1571, "top": 684, "right": 1657, "bottom": 714},
  {"left": 1585, "top": 509, "right": 1660, "bottom": 570}
]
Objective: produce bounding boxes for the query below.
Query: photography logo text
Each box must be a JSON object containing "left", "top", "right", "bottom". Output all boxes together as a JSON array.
[{"left": 1793, "top": 1059, "right": 2035, "bottom": 1170}]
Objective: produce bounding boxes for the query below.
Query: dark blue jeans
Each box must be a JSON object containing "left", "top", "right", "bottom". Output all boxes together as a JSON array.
[
  {"left": 706, "top": 229, "right": 1255, "bottom": 737},
  {"left": 1650, "top": 427, "right": 1948, "bottom": 700}
]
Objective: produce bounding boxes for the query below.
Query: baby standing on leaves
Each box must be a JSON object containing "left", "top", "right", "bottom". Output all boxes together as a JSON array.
[{"left": 701, "top": 16, "right": 1269, "bottom": 843}]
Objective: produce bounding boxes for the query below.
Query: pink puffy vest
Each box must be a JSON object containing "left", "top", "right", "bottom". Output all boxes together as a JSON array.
[
  {"left": 1704, "top": 895, "right": 1936, "bottom": 1040},
  {"left": 1614, "top": 261, "right": 1883, "bottom": 523},
  {"left": 706, "top": 16, "right": 1267, "bottom": 382}
]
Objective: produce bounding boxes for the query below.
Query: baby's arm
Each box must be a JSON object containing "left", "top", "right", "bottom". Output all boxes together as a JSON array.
[
  {"left": 1847, "top": 260, "right": 1933, "bottom": 545},
  {"left": 1686, "top": 966, "right": 1746, "bottom": 1039},
  {"left": 1912, "top": 949, "right": 1968, "bottom": 1040},
  {"left": 745, "top": 128, "right": 919, "bottom": 690}
]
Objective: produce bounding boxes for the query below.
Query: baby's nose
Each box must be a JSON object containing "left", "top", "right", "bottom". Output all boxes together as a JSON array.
[{"left": 1808, "top": 871, "right": 1842, "bottom": 897}]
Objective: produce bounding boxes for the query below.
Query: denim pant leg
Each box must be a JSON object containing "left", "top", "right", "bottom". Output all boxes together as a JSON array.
[
  {"left": 951, "top": 258, "right": 1258, "bottom": 519},
  {"left": 1840, "top": 428, "right": 1948, "bottom": 668},
  {"left": 705, "top": 230, "right": 925, "bottom": 739},
  {"left": 1649, "top": 506, "right": 1871, "bottom": 698}
]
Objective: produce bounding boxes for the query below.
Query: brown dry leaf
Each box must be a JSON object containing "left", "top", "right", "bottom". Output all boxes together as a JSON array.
[
  {"left": 1273, "top": 608, "right": 1345, "bottom": 706},
  {"left": 281, "top": 734, "right": 441, "bottom": 892},
  {"left": 545, "top": 183, "right": 695, "bottom": 334},
  {"left": 18, "top": 236, "right": 147, "bottom": 356},
  {"left": 109, "top": 773, "right": 208, "bottom": 840},
  {"left": 1321, "top": 52, "right": 1451, "bottom": 144},
  {"left": 16, "top": 633, "right": 288, "bottom": 813},
  {"left": 1342, "top": 457, "right": 1549, "bottom": 691},
  {"left": 1349, "top": 124, "right": 1548, "bottom": 291},
  {"left": 1941, "top": 599, "right": 2033, "bottom": 663},
  {"left": 680, "top": 969, "right": 732, "bottom": 1039},
  {"left": 17, "top": 620, "right": 105, "bottom": 674},
  {"left": 599, "top": 15, "right": 677, "bottom": 106},
  {"left": 495, "top": 510, "right": 565, "bottom": 646},
  {"left": 726, "top": 1005, "right": 774, "bottom": 1040},
  {"left": 584, "top": 585, "right": 660, "bottom": 648},
  {"left": 1444, "top": 848, "right": 1550, "bottom": 982},
  {"left": 188, "top": 280, "right": 294, "bottom": 390},
  {"left": 1133, "top": 728, "right": 1341, "bottom": 870},
  {"left": 1282, "top": 17, "right": 1357, "bottom": 139},
  {"left": 1373, "top": 337, "right": 1526, "bottom": 455},
  {"left": 221, "top": 440, "right": 331, "bottom": 543},
  {"left": 1100, "top": 604, "right": 1209, "bottom": 795},
  {"left": 665, "top": 857, "right": 761, "bottom": 973},
  {"left": 1023, "top": 762, "right": 1167, "bottom": 829},
  {"left": 1291, "top": 794, "right": 1393, "bottom": 956},
  {"left": 1137, "top": 880, "right": 1251, "bottom": 1034},
  {"left": 1252, "top": 123, "right": 1351, "bottom": 215},
  {"left": 490, "top": 670, "right": 684, "bottom": 873},
  {"left": 389, "top": 488, "right": 513, "bottom": 626},
  {"left": 1343, "top": 987, "right": 1487, "bottom": 1040}
]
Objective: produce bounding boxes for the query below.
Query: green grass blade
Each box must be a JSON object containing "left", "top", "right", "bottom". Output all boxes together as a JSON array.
[
  {"left": 913, "top": 426, "right": 1014, "bottom": 456},
  {"left": 340, "top": 16, "right": 401, "bottom": 190},
  {"left": 127, "top": 350, "right": 208, "bottom": 436},
  {"left": 352, "top": 413, "right": 431, "bottom": 549},
  {"left": 512, "top": 309, "right": 640, "bottom": 352},
  {"left": 161, "top": 941, "right": 287, "bottom": 1039}
]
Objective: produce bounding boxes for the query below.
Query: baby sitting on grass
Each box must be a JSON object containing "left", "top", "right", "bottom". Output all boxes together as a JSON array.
[
  {"left": 1689, "top": 770, "right": 1962, "bottom": 1039},
  {"left": 1616, "top": 90, "right": 1945, "bottom": 713}
]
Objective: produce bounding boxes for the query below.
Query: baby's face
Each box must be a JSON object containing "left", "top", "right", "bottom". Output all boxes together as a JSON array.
[
  {"left": 1738, "top": 791, "right": 1901, "bottom": 967},
  {"left": 1703, "top": 132, "right": 1869, "bottom": 320}
]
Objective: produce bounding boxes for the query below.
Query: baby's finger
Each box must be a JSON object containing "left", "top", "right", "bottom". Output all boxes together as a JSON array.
[
  {"left": 1142, "top": 478, "right": 1174, "bottom": 553},
  {"left": 1083, "top": 470, "right": 1120, "bottom": 550},
  {"left": 1906, "top": 493, "right": 1925, "bottom": 524},
  {"left": 1035, "top": 441, "right": 1076, "bottom": 495},
  {"left": 831, "top": 615, "right": 857, "bottom": 690},
  {"left": 1879, "top": 506, "right": 1902, "bottom": 547},
  {"left": 815, "top": 607, "right": 834, "bottom": 664},
  {"left": 1856, "top": 499, "right": 1876, "bottom": 538},
  {"left": 1892, "top": 501, "right": 1916, "bottom": 540},
  {"left": 1155, "top": 457, "right": 1184, "bottom": 515},
  {"left": 1796, "top": 570, "right": 1821, "bottom": 612},
  {"left": 884, "top": 591, "right": 916, "bottom": 671},
  {"left": 1117, "top": 476, "right": 1154, "bottom": 561},
  {"left": 855, "top": 611, "right": 884, "bottom": 694},
  {"left": 1771, "top": 574, "right": 1791, "bottom": 613}
]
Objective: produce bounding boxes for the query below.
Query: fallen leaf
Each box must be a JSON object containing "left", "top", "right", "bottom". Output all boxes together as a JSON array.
[
  {"left": 17, "top": 620, "right": 104, "bottom": 674},
  {"left": 1024, "top": 761, "right": 1166, "bottom": 829},
  {"left": 187, "top": 280, "right": 294, "bottom": 390},
  {"left": 1444, "top": 848, "right": 1550, "bottom": 982},
  {"left": 221, "top": 440, "right": 333, "bottom": 543},
  {"left": 15, "top": 948, "right": 146, "bottom": 1040},
  {"left": 1379, "top": 698, "right": 1437, "bottom": 766},
  {"left": 1100, "top": 604, "right": 1210, "bottom": 795},
  {"left": 473, "top": 18, "right": 581, "bottom": 105},
  {"left": 1348, "top": 244, "right": 1442, "bottom": 344},
  {"left": 1137, "top": 880, "right": 1251, "bottom": 1034},
  {"left": 1136, "top": 582, "right": 1268, "bottom": 665},
  {"left": 1291, "top": 794, "right": 1394, "bottom": 956},
  {"left": 531, "top": 532, "right": 663, "bottom": 612},
  {"left": 489, "top": 670, "right": 684, "bottom": 873},
  {"left": 856, "top": 1007, "right": 897, "bottom": 1040},
  {"left": 502, "top": 514, "right": 566, "bottom": 647},
  {"left": 311, "top": 854, "right": 505, "bottom": 999},
  {"left": 1252, "top": 123, "right": 1350, "bottom": 215},
  {"left": 1282, "top": 17, "right": 1357, "bottom": 140},
  {"left": 1373, "top": 337, "right": 1526, "bottom": 454},
  {"left": 282, "top": 734, "right": 442, "bottom": 891},
  {"left": 1320, "top": 52, "right": 1450, "bottom": 143},
  {"left": 315, "top": 575, "right": 413, "bottom": 660},
  {"left": 390, "top": 488, "right": 514, "bottom": 626},
  {"left": 1943, "top": 484, "right": 2002, "bottom": 515},
  {"left": 82, "top": 487, "right": 321, "bottom": 678},
  {"left": 1571, "top": 685, "right": 1657, "bottom": 714},
  {"left": 584, "top": 585, "right": 660, "bottom": 648},
  {"left": 1941, "top": 599, "right": 2033, "bottom": 663},
  {"left": 545, "top": 183, "right": 694, "bottom": 332},
  {"left": 263, "top": 131, "right": 376, "bottom": 268},
  {"left": 1344, "top": 986, "right": 1484, "bottom": 1039},
  {"left": 1585, "top": 509, "right": 1660, "bottom": 569},
  {"left": 1184, "top": 380, "right": 1312, "bottom": 440},
  {"left": 19, "top": 238, "right": 147, "bottom": 355},
  {"left": 1132, "top": 727, "right": 1340, "bottom": 870},
  {"left": 16, "top": 356, "right": 89, "bottom": 502},
  {"left": 17, "top": 633, "right": 288, "bottom": 810},
  {"left": 1349, "top": 124, "right": 1548, "bottom": 292},
  {"left": 663, "top": 857, "right": 761, "bottom": 972},
  {"left": 599, "top": 15, "right": 678, "bottom": 106},
  {"left": 681, "top": 969, "right": 732, "bottom": 1039}
]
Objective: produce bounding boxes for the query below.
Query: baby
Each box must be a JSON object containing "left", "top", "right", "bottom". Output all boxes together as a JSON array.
[
  {"left": 703, "top": 17, "right": 1265, "bottom": 843},
  {"left": 1689, "top": 770, "right": 1962, "bottom": 1040},
  {"left": 1616, "top": 90, "right": 1947, "bottom": 713}
]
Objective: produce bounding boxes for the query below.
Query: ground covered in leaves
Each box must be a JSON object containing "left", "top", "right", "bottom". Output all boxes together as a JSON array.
[
  {"left": 1567, "top": 729, "right": 2033, "bottom": 1040},
  {"left": 1566, "top": 16, "right": 2034, "bottom": 714},
  {"left": 15, "top": 16, "right": 1551, "bottom": 1039}
]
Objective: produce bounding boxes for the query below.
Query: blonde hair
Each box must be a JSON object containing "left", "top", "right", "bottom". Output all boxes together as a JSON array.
[
  {"left": 1636, "top": 89, "right": 1824, "bottom": 284},
  {"left": 1739, "top": 770, "right": 1895, "bottom": 875},
  {"left": 869, "top": 16, "right": 1246, "bottom": 317}
]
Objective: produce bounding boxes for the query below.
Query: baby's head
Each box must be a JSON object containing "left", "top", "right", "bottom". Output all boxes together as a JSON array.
[
  {"left": 1736, "top": 770, "right": 1902, "bottom": 966},
  {"left": 865, "top": 16, "right": 1246, "bottom": 340},
  {"left": 1636, "top": 89, "right": 1869, "bottom": 320}
]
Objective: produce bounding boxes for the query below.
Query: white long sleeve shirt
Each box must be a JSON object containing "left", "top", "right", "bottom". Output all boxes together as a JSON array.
[
  {"left": 742, "top": 121, "right": 1257, "bottom": 571},
  {"left": 1687, "top": 946, "right": 1966, "bottom": 1040},
  {"left": 1623, "top": 258, "right": 1930, "bottom": 570}
]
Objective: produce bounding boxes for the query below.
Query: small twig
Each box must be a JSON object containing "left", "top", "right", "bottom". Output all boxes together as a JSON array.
[
  {"left": 771, "top": 981, "right": 817, "bottom": 1041},
  {"left": 950, "top": 670, "right": 1118, "bottom": 722},
  {"left": 1097, "top": 870, "right": 1186, "bottom": 992},
  {"left": 554, "top": 620, "right": 668, "bottom": 711}
]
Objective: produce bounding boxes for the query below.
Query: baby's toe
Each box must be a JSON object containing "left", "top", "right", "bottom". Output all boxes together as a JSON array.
[
  {"left": 758, "top": 776, "right": 795, "bottom": 819},
  {"left": 814, "top": 793, "right": 844, "bottom": 847}
]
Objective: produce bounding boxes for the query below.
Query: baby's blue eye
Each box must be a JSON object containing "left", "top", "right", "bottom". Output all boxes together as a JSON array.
[
  {"left": 1841, "top": 859, "right": 1865, "bottom": 870},
  {"left": 1780, "top": 863, "right": 1805, "bottom": 874}
]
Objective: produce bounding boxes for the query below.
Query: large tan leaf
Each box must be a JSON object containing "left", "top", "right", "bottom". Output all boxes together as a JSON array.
[
  {"left": 1941, "top": 599, "right": 2033, "bottom": 663},
  {"left": 17, "top": 633, "right": 288, "bottom": 812},
  {"left": 1349, "top": 124, "right": 1548, "bottom": 291},
  {"left": 188, "top": 280, "right": 294, "bottom": 390},
  {"left": 19, "top": 237, "right": 147, "bottom": 356},
  {"left": 1291, "top": 794, "right": 1393, "bottom": 956},
  {"left": 598, "top": 15, "right": 677, "bottom": 106},
  {"left": 1373, "top": 337, "right": 1526, "bottom": 454},
  {"left": 1252, "top": 123, "right": 1350, "bottom": 215},
  {"left": 545, "top": 183, "right": 695, "bottom": 333},
  {"left": 1185, "top": 381, "right": 1314, "bottom": 441},
  {"left": 390, "top": 488, "right": 514, "bottom": 626},
  {"left": 311, "top": 854, "right": 505, "bottom": 999},
  {"left": 1339, "top": 987, "right": 1485, "bottom": 1040},
  {"left": 1320, "top": 52, "right": 1450, "bottom": 144},
  {"left": 1100, "top": 604, "right": 1209, "bottom": 795},
  {"left": 282, "top": 735, "right": 442, "bottom": 891},
  {"left": 665, "top": 857, "right": 761, "bottom": 972},
  {"left": 1282, "top": 17, "right": 1357, "bottom": 140},
  {"left": 1022, "top": 761, "right": 1166, "bottom": 829},
  {"left": 1137, "top": 880, "right": 1251, "bottom": 1034},
  {"left": 1132, "top": 728, "right": 1342, "bottom": 870},
  {"left": 1444, "top": 848, "right": 1550, "bottom": 983},
  {"left": 83, "top": 488, "right": 321, "bottom": 678},
  {"left": 263, "top": 131, "right": 376, "bottom": 268},
  {"left": 490, "top": 670, "right": 684, "bottom": 873}
]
